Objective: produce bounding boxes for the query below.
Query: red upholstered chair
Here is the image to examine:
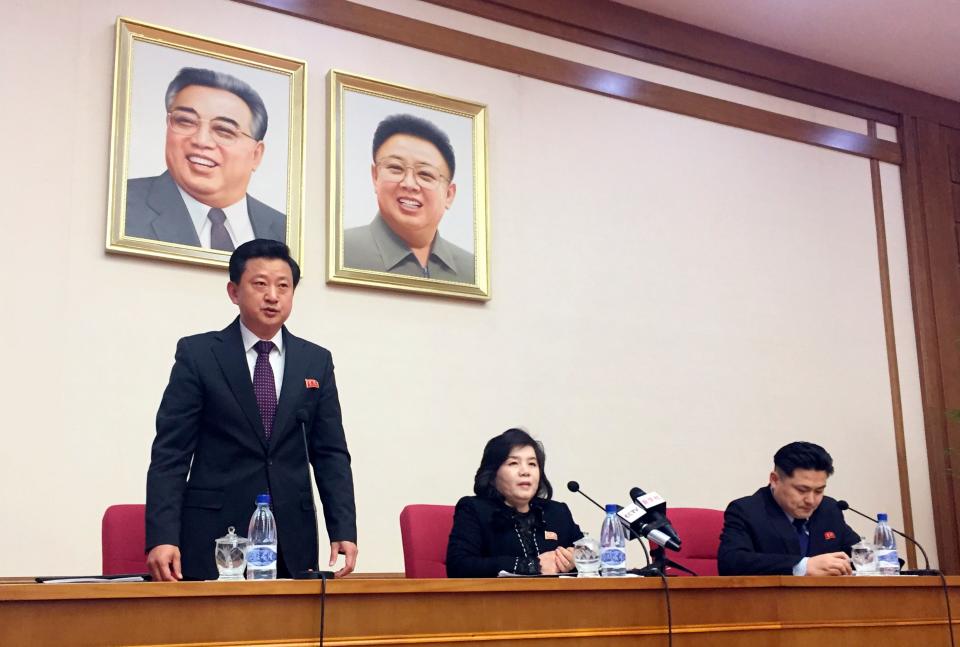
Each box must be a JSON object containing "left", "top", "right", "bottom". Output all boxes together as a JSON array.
[
  {"left": 661, "top": 507, "right": 725, "bottom": 577},
  {"left": 101, "top": 504, "right": 148, "bottom": 575},
  {"left": 399, "top": 504, "right": 456, "bottom": 578}
]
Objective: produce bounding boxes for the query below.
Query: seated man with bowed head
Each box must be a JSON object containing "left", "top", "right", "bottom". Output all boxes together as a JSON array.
[
  {"left": 126, "top": 67, "right": 285, "bottom": 250},
  {"left": 344, "top": 113, "right": 475, "bottom": 283},
  {"left": 446, "top": 429, "right": 583, "bottom": 577},
  {"left": 718, "top": 441, "right": 860, "bottom": 576}
]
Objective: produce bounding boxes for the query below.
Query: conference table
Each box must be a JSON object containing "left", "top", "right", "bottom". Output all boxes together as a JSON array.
[{"left": 2, "top": 575, "right": 957, "bottom": 646}]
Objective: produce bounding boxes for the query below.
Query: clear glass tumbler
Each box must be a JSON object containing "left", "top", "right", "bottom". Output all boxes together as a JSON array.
[
  {"left": 573, "top": 533, "right": 602, "bottom": 577},
  {"left": 851, "top": 539, "right": 879, "bottom": 576}
]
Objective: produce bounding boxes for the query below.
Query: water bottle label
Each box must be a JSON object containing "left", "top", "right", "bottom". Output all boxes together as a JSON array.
[
  {"left": 247, "top": 546, "right": 278, "bottom": 567},
  {"left": 875, "top": 549, "right": 899, "bottom": 574},
  {"left": 600, "top": 548, "right": 626, "bottom": 566}
]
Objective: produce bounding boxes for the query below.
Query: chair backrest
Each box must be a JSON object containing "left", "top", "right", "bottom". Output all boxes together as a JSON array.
[
  {"left": 102, "top": 504, "right": 147, "bottom": 575},
  {"left": 662, "top": 507, "right": 725, "bottom": 576},
  {"left": 399, "top": 504, "right": 456, "bottom": 578}
]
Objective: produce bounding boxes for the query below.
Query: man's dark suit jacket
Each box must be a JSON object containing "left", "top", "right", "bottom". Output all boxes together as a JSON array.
[
  {"left": 146, "top": 318, "right": 356, "bottom": 580},
  {"left": 125, "top": 171, "right": 286, "bottom": 246},
  {"left": 717, "top": 486, "right": 860, "bottom": 576},
  {"left": 446, "top": 496, "right": 583, "bottom": 578}
]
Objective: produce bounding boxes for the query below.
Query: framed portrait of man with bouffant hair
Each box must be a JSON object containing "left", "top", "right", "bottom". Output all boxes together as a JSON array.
[
  {"left": 327, "top": 70, "right": 490, "bottom": 300},
  {"left": 106, "top": 18, "right": 305, "bottom": 268}
]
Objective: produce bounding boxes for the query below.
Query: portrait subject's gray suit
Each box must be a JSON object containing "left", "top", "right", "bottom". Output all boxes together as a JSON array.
[
  {"left": 344, "top": 213, "right": 475, "bottom": 284},
  {"left": 125, "top": 171, "right": 286, "bottom": 246}
]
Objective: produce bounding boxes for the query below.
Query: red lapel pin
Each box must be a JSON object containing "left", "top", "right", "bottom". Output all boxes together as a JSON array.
[
  {"left": 824, "top": 531, "right": 836, "bottom": 540},
  {"left": 305, "top": 378, "right": 319, "bottom": 389}
]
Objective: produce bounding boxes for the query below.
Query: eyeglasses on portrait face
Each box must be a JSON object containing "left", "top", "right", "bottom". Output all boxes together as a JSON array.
[
  {"left": 167, "top": 109, "right": 256, "bottom": 147},
  {"left": 375, "top": 158, "right": 450, "bottom": 190}
]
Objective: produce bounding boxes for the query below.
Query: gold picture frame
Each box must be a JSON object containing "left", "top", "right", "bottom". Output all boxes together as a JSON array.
[
  {"left": 327, "top": 70, "right": 490, "bottom": 300},
  {"left": 106, "top": 18, "right": 306, "bottom": 268}
]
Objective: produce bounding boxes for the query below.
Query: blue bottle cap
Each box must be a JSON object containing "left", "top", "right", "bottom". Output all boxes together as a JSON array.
[
  {"left": 877, "top": 512, "right": 887, "bottom": 521},
  {"left": 605, "top": 504, "right": 619, "bottom": 514},
  {"left": 256, "top": 493, "right": 271, "bottom": 505}
]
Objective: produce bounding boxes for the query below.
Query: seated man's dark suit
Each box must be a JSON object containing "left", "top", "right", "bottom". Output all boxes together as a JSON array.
[
  {"left": 446, "top": 496, "right": 583, "bottom": 578},
  {"left": 718, "top": 486, "right": 860, "bottom": 576},
  {"left": 146, "top": 318, "right": 356, "bottom": 580},
  {"left": 125, "top": 171, "right": 286, "bottom": 246}
]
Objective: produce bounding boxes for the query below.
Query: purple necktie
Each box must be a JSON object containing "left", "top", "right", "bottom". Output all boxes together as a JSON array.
[
  {"left": 253, "top": 340, "right": 277, "bottom": 439},
  {"left": 208, "top": 208, "right": 234, "bottom": 251}
]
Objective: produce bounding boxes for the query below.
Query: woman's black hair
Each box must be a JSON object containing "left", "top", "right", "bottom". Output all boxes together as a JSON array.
[{"left": 473, "top": 428, "right": 553, "bottom": 501}]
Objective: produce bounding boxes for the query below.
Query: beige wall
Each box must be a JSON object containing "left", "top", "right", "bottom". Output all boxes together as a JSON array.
[{"left": 0, "top": 0, "right": 933, "bottom": 575}]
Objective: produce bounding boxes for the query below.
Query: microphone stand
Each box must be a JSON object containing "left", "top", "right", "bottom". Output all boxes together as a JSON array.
[
  {"left": 645, "top": 546, "right": 697, "bottom": 577},
  {"left": 842, "top": 503, "right": 952, "bottom": 647},
  {"left": 629, "top": 507, "right": 692, "bottom": 577},
  {"left": 293, "top": 411, "right": 334, "bottom": 647},
  {"left": 842, "top": 503, "right": 938, "bottom": 576},
  {"left": 565, "top": 484, "right": 676, "bottom": 642},
  {"left": 635, "top": 518, "right": 695, "bottom": 577}
]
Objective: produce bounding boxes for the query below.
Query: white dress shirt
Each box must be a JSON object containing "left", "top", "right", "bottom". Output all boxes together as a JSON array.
[{"left": 239, "top": 321, "right": 284, "bottom": 398}]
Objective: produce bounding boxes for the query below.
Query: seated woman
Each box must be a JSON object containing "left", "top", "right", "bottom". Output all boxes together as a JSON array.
[{"left": 446, "top": 428, "right": 583, "bottom": 577}]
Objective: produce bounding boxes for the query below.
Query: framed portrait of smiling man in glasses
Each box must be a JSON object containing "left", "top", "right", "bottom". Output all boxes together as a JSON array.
[
  {"left": 106, "top": 18, "right": 305, "bottom": 268},
  {"left": 327, "top": 71, "right": 490, "bottom": 300}
]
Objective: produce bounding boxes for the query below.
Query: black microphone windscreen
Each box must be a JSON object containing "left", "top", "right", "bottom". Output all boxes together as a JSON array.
[
  {"left": 567, "top": 481, "right": 580, "bottom": 493},
  {"left": 837, "top": 500, "right": 849, "bottom": 510},
  {"left": 629, "top": 487, "right": 645, "bottom": 500}
]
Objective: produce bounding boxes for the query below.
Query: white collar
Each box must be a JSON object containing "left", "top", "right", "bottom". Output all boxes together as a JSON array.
[{"left": 239, "top": 320, "right": 284, "bottom": 355}]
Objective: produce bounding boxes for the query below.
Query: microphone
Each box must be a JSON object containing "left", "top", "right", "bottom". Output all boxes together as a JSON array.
[
  {"left": 297, "top": 408, "right": 312, "bottom": 468},
  {"left": 617, "top": 502, "right": 681, "bottom": 551},
  {"left": 566, "top": 481, "right": 646, "bottom": 544},
  {"left": 566, "top": 481, "right": 607, "bottom": 512},
  {"left": 293, "top": 408, "right": 334, "bottom": 580},
  {"left": 837, "top": 500, "right": 937, "bottom": 575},
  {"left": 627, "top": 487, "right": 682, "bottom": 551}
]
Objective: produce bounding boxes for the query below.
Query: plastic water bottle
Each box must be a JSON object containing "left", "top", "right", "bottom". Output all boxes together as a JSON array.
[
  {"left": 600, "top": 504, "right": 627, "bottom": 576},
  {"left": 246, "top": 493, "right": 278, "bottom": 580},
  {"left": 872, "top": 513, "right": 900, "bottom": 576}
]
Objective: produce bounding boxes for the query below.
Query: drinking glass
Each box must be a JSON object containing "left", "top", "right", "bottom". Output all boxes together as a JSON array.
[
  {"left": 851, "top": 540, "right": 878, "bottom": 575},
  {"left": 573, "top": 534, "right": 601, "bottom": 577}
]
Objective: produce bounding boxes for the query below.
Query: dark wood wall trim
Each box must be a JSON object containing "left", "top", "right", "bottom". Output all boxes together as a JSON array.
[
  {"left": 903, "top": 118, "right": 960, "bottom": 572},
  {"left": 868, "top": 120, "right": 917, "bottom": 569},
  {"left": 425, "top": 0, "right": 899, "bottom": 127},
  {"left": 234, "top": 0, "right": 899, "bottom": 163},
  {"left": 431, "top": 0, "right": 960, "bottom": 131}
]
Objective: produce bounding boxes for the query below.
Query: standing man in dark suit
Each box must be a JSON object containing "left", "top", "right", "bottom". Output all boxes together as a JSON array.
[
  {"left": 718, "top": 441, "right": 859, "bottom": 576},
  {"left": 146, "top": 239, "right": 357, "bottom": 581},
  {"left": 125, "top": 67, "right": 286, "bottom": 250}
]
